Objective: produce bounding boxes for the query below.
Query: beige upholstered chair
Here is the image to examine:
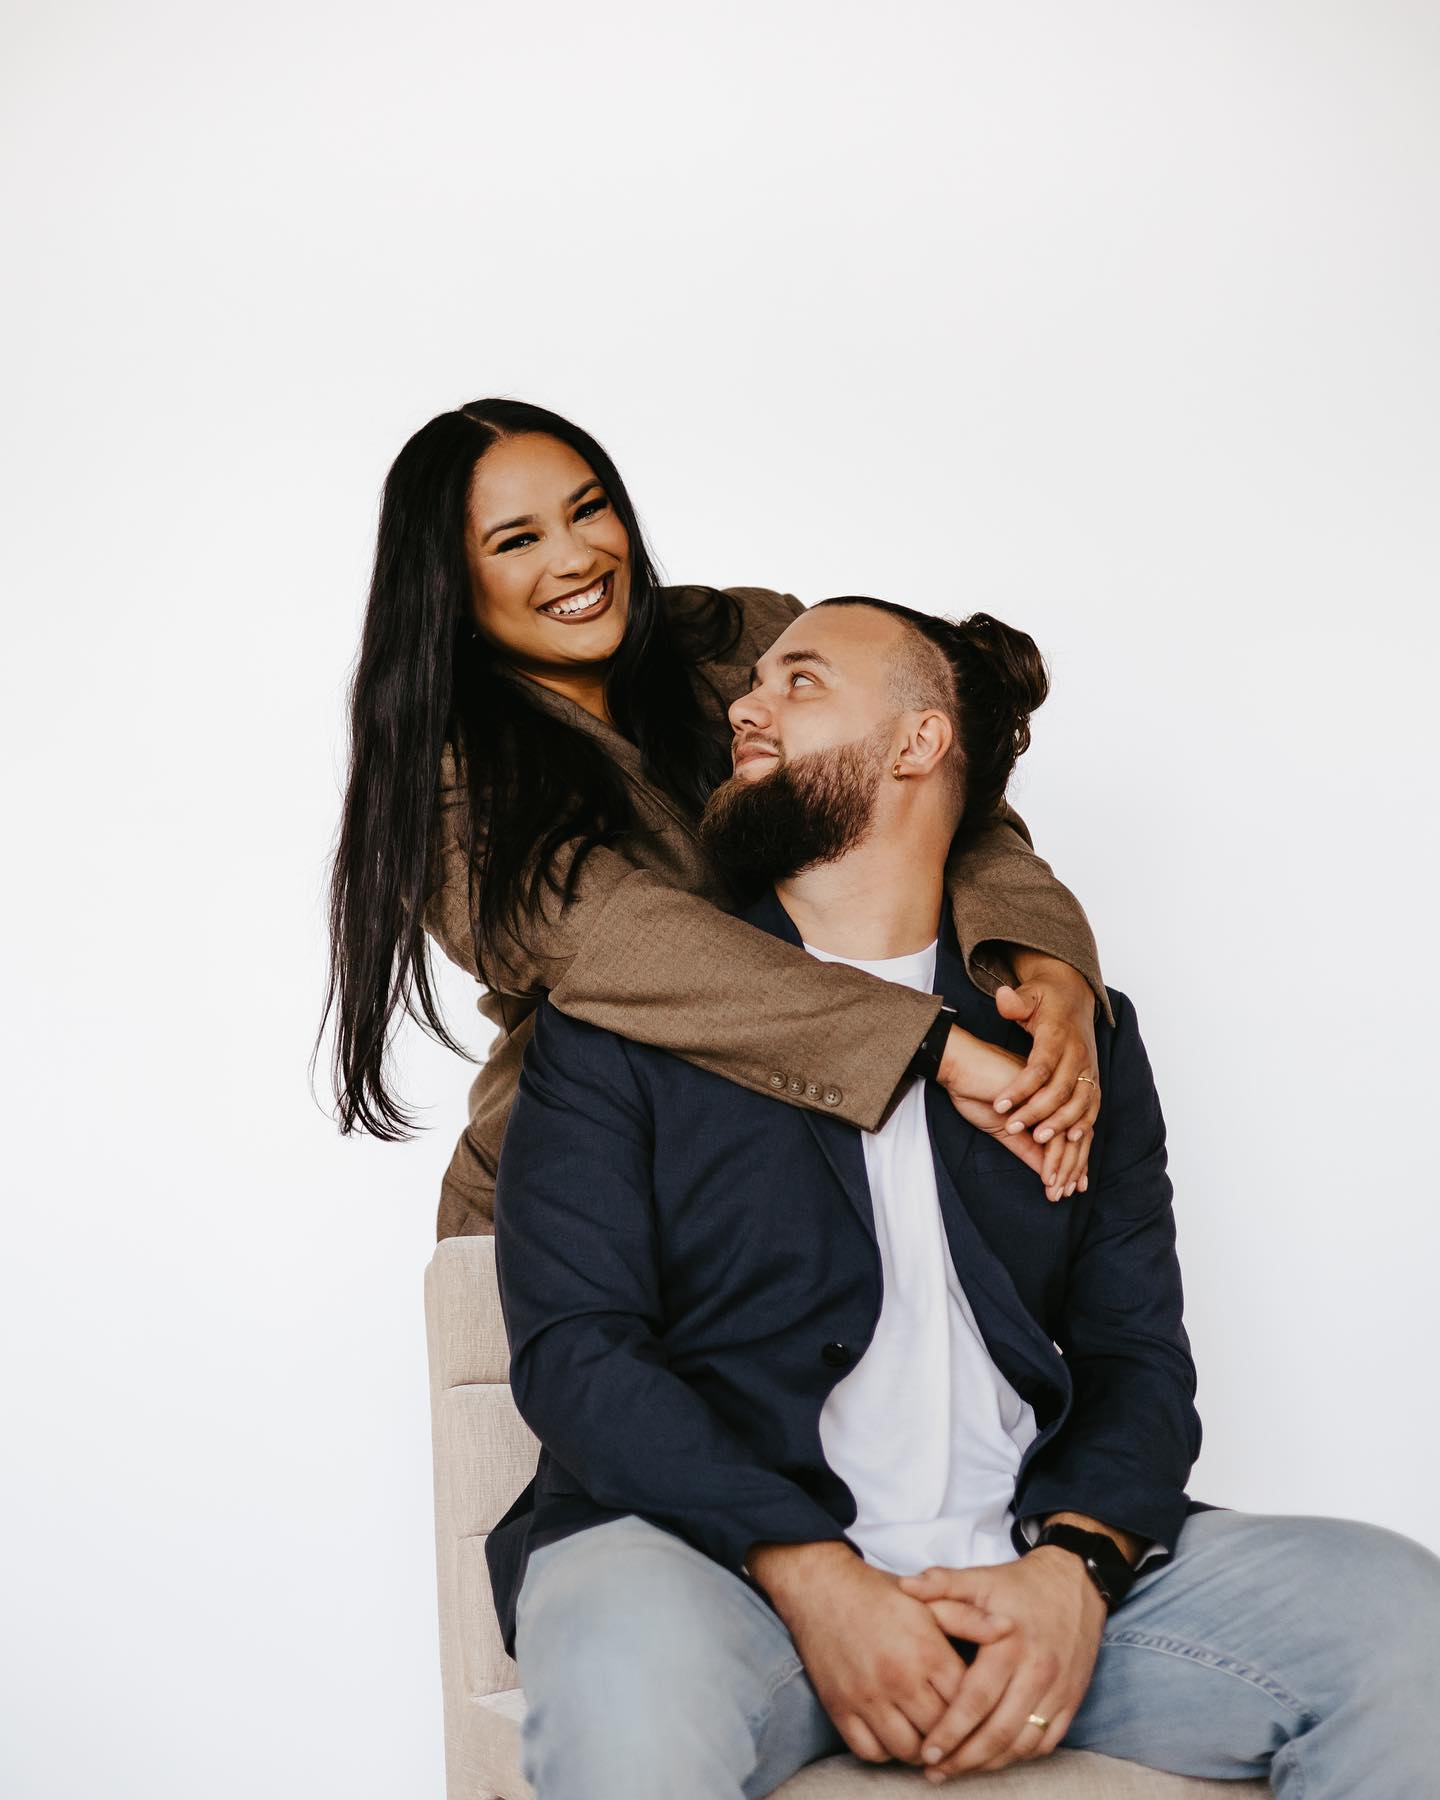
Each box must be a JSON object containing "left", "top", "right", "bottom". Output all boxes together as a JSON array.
[{"left": 425, "top": 1237, "right": 1268, "bottom": 1799}]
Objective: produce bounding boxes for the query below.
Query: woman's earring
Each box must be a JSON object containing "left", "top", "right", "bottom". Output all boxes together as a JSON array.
[{"left": 892, "top": 761, "right": 904, "bottom": 779}]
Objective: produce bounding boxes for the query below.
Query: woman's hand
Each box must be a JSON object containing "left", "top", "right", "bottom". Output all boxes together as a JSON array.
[
  {"left": 936, "top": 1030, "right": 1078, "bottom": 1202},
  {"left": 987, "top": 957, "right": 1101, "bottom": 1197}
]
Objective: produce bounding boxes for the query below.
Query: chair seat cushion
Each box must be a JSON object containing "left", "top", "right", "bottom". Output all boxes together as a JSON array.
[{"left": 465, "top": 1686, "right": 1269, "bottom": 1798}]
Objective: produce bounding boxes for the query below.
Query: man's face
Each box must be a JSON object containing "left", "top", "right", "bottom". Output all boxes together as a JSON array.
[
  {"left": 725, "top": 603, "right": 910, "bottom": 779},
  {"left": 698, "top": 605, "right": 908, "bottom": 888}
]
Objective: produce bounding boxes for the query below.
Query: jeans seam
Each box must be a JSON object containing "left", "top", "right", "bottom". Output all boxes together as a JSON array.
[
  {"left": 744, "top": 1652, "right": 806, "bottom": 1737},
  {"left": 1269, "top": 1731, "right": 1308, "bottom": 1800},
  {"left": 1100, "top": 1626, "right": 1314, "bottom": 1722}
]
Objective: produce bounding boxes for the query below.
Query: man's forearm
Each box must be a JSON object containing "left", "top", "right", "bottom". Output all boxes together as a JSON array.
[{"left": 745, "top": 1538, "right": 859, "bottom": 1608}]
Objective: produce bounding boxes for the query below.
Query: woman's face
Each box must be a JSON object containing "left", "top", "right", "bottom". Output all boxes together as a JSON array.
[{"left": 464, "top": 433, "right": 631, "bottom": 673}]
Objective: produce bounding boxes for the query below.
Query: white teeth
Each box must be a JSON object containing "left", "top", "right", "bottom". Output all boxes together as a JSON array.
[{"left": 543, "top": 577, "right": 606, "bottom": 616}]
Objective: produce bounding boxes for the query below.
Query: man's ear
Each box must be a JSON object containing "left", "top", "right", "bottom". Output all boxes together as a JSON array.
[{"left": 896, "top": 708, "right": 955, "bottom": 777}]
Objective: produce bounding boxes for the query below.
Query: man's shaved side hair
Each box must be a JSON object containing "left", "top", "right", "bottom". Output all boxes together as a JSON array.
[
  {"left": 888, "top": 621, "right": 964, "bottom": 769},
  {"left": 814, "top": 595, "right": 1049, "bottom": 832}
]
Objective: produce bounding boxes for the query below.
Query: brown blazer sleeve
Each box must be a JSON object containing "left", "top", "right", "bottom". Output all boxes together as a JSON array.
[
  {"left": 537, "top": 808, "right": 1114, "bottom": 1116},
  {"left": 424, "top": 747, "right": 944, "bottom": 1135},
  {"left": 545, "top": 863, "right": 944, "bottom": 1127},
  {"left": 945, "top": 804, "right": 1114, "bottom": 1027}
]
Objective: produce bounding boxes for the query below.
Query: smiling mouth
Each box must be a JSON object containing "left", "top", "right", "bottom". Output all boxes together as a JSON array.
[{"left": 539, "top": 572, "right": 612, "bottom": 620}]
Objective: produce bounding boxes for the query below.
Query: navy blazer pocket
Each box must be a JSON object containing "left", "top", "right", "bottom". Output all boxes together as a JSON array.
[
  {"left": 968, "top": 1145, "right": 1043, "bottom": 1172},
  {"left": 965, "top": 1145, "right": 1060, "bottom": 1193},
  {"left": 965, "top": 1146, "right": 1093, "bottom": 1216},
  {"left": 954, "top": 1144, "right": 1078, "bottom": 1329}
]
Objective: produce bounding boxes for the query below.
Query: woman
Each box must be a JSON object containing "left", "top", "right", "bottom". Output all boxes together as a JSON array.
[{"left": 321, "top": 399, "right": 1111, "bottom": 1240}]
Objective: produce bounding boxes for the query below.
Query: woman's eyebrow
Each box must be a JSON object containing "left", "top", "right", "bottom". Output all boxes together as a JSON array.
[
  {"left": 480, "top": 479, "right": 603, "bottom": 541},
  {"left": 746, "top": 648, "right": 837, "bottom": 687}
]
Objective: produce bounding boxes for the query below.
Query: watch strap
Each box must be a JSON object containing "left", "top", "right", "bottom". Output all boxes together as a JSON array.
[
  {"left": 904, "top": 1003, "right": 958, "bottom": 1087},
  {"left": 1028, "top": 1522, "right": 1137, "bottom": 1611}
]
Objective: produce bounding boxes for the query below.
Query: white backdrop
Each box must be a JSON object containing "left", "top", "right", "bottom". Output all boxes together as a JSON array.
[{"left": 3, "top": 3, "right": 1438, "bottom": 1796}]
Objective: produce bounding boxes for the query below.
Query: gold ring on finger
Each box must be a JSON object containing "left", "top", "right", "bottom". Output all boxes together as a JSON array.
[
  {"left": 1026, "top": 1713, "right": 1050, "bottom": 1731},
  {"left": 1075, "top": 1075, "right": 1097, "bottom": 1089}
]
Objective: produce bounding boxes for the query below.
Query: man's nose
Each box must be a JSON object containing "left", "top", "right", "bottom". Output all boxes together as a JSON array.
[{"left": 727, "top": 687, "right": 772, "bottom": 733}]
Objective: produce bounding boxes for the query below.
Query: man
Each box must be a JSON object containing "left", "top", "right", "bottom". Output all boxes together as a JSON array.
[{"left": 487, "top": 597, "right": 1440, "bottom": 1798}]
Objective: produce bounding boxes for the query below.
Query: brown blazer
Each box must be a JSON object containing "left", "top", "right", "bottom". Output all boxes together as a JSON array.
[{"left": 423, "top": 585, "right": 1108, "bottom": 1240}]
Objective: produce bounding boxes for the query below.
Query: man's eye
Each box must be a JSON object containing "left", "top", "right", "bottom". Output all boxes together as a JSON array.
[{"left": 790, "top": 671, "right": 817, "bottom": 688}]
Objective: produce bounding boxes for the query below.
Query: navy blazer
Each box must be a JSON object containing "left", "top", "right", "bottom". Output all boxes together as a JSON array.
[{"left": 487, "top": 888, "right": 1213, "bottom": 1656}]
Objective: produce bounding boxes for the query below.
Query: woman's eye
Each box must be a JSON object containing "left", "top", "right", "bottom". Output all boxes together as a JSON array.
[
  {"left": 497, "top": 533, "right": 535, "bottom": 553},
  {"left": 575, "top": 497, "right": 607, "bottom": 520}
]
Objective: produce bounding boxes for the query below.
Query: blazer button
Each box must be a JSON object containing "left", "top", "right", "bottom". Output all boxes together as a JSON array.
[
  {"left": 787, "top": 1075, "right": 806, "bottom": 1095},
  {"left": 823, "top": 1086, "right": 843, "bottom": 1106},
  {"left": 821, "top": 1342, "right": 852, "bottom": 1367},
  {"left": 805, "top": 1081, "right": 821, "bottom": 1099},
  {"left": 769, "top": 1072, "right": 786, "bottom": 1089}
]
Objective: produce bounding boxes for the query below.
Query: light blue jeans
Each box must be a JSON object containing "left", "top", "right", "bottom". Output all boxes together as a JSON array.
[{"left": 514, "top": 1507, "right": 1440, "bottom": 1798}]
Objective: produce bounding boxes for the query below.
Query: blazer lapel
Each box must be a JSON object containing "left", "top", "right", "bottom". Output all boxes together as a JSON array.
[
  {"left": 802, "top": 1109, "right": 877, "bottom": 1240},
  {"left": 925, "top": 1083, "right": 1069, "bottom": 1407},
  {"left": 928, "top": 909, "right": 1071, "bottom": 1405},
  {"left": 741, "top": 888, "right": 878, "bottom": 1240}
]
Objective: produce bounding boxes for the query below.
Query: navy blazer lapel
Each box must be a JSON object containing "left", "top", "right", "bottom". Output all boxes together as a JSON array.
[
  {"left": 804, "top": 1111, "right": 877, "bottom": 1240},
  {"left": 742, "top": 888, "right": 876, "bottom": 1238},
  {"left": 925, "top": 909, "right": 1070, "bottom": 1403},
  {"left": 924, "top": 1084, "right": 1069, "bottom": 1401}
]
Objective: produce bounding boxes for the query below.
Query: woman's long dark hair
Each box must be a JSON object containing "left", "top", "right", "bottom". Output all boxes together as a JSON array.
[{"left": 318, "top": 398, "right": 742, "bottom": 1140}]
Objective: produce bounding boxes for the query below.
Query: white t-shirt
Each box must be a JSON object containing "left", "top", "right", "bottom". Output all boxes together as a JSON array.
[{"left": 806, "top": 935, "right": 1040, "bottom": 1575}]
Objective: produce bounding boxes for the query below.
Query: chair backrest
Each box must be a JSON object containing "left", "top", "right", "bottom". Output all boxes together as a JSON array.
[{"left": 424, "top": 1236, "right": 539, "bottom": 1719}]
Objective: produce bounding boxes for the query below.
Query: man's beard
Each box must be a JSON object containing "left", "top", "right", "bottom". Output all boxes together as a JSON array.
[{"left": 698, "top": 722, "right": 894, "bottom": 895}]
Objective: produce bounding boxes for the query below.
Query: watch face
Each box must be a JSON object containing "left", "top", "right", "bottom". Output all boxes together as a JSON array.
[
  {"left": 1084, "top": 1557, "right": 1115, "bottom": 1600},
  {"left": 1037, "top": 1526, "right": 1131, "bottom": 1606}
]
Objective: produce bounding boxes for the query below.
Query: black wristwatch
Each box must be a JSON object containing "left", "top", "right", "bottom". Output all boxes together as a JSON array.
[
  {"left": 904, "top": 1003, "right": 959, "bottom": 1086},
  {"left": 1027, "top": 1523, "right": 1138, "bottom": 1612}
]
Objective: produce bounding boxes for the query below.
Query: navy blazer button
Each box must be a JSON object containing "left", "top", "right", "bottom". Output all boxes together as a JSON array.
[
  {"left": 821, "top": 1342, "right": 851, "bottom": 1366},
  {"left": 769, "top": 1072, "right": 786, "bottom": 1089},
  {"left": 823, "top": 1086, "right": 843, "bottom": 1106}
]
